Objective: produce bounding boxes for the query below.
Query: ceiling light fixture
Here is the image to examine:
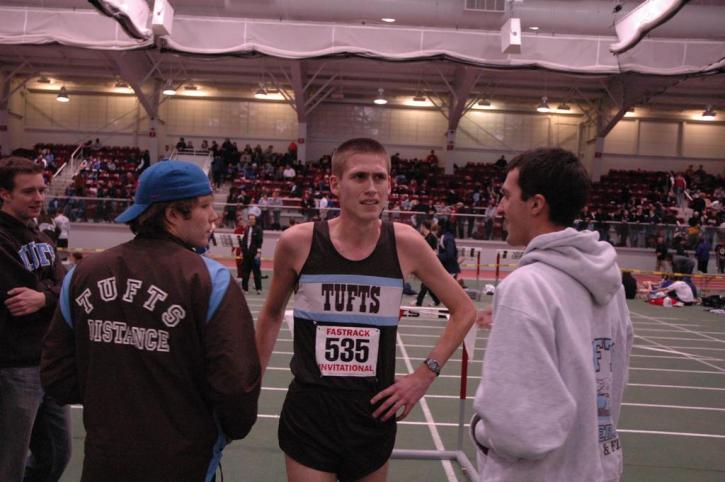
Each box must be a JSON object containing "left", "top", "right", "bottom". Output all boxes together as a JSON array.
[
  {"left": 56, "top": 86, "right": 70, "bottom": 103},
  {"left": 557, "top": 102, "right": 571, "bottom": 111},
  {"left": 184, "top": 84, "right": 198, "bottom": 91},
  {"left": 478, "top": 97, "right": 492, "bottom": 107},
  {"left": 536, "top": 96, "right": 550, "bottom": 113},
  {"left": 37, "top": 75, "right": 51, "bottom": 84},
  {"left": 254, "top": 86, "right": 268, "bottom": 99},
  {"left": 701, "top": 105, "right": 717, "bottom": 119},
  {"left": 162, "top": 81, "right": 176, "bottom": 96},
  {"left": 374, "top": 88, "right": 388, "bottom": 105},
  {"left": 624, "top": 107, "right": 636, "bottom": 117},
  {"left": 381, "top": 18, "right": 396, "bottom": 23},
  {"left": 115, "top": 80, "right": 129, "bottom": 88},
  {"left": 529, "top": 26, "right": 540, "bottom": 31}
]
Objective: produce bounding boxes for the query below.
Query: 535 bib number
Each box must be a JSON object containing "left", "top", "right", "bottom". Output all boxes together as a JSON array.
[{"left": 315, "top": 325, "right": 380, "bottom": 377}]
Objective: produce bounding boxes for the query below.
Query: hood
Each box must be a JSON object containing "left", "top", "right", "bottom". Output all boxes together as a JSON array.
[{"left": 519, "top": 228, "right": 622, "bottom": 306}]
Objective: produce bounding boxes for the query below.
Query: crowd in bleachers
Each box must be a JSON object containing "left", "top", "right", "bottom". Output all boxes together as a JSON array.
[{"left": 30, "top": 140, "right": 724, "bottom": 250}]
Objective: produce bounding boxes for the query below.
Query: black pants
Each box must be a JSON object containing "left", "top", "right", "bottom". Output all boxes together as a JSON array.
[
  {"left": 241, "top": 256, "right": 262, "bottom": 291},
  {"left": 416, "top": 284, "right": 439, "bottom": 306}
]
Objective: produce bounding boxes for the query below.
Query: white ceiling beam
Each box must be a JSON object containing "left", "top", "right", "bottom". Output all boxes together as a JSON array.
[
  {"left": 108, "top": 50, "right": 158, "bottom": 120},
  {"left": 447, "top": 66, "right": 480, "bottom": 131}
]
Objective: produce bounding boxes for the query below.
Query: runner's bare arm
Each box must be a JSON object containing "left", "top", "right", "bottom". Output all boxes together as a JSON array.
[
  {"left": 371, "top": 223, "right": 476, "bottom": 421},
  {"left": 255, "top": 223, "right": 313, "bottom": 373}
]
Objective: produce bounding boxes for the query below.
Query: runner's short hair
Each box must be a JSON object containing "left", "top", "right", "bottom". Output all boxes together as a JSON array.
[
  {"left": 331, "top": 138, "right": 389, "bottom": 177},
  {"left": 0, "top": 156, "right": 43, "bottom": 191},
  {"left": 508, "top": 148, "right": 590, "bottom": 227}
]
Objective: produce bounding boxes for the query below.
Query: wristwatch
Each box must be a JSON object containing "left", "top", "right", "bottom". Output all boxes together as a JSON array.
[{"left": 423, "top": 358, "right": 441, "bottom": 376}]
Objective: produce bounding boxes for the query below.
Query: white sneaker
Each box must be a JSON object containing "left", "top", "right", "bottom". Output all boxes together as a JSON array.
[{"left": 256, "top": 290, "right": 261, "bottom": 295}]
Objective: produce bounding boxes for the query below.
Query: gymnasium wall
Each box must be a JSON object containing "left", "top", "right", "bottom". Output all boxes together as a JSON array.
[{"left": 11, "top": 90, "right": 725, "bottom": 174}]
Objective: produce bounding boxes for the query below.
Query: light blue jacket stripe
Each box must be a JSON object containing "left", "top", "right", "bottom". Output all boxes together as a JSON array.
[
  {"left": 294, "top": 309, "right": 399, "bottom": 326},
  {"left": 203, "top": 258, "right": 231, "bottom": 323},
  {"left": 204, "top": 427, "right": 226, "bottom": 482},
  {"left": 59, "top": 266, "right": 76, "bottom": 329},
  {"left": 299, "top": 274, "right": 403, "bottom": 288}
]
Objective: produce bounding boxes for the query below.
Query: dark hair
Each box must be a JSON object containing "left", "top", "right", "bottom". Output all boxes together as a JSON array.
[
  {"left": 331, "top": 138, "right": 388, "bottom": 177},
  {"left": 508, "top": 148, "right": 590, "bottom": 227},
  {"left": 129, "top": 198, "right": 197, "bottom": 236},
  {"left": 0, "top": 156, "right": 43, "bottom": 191}
]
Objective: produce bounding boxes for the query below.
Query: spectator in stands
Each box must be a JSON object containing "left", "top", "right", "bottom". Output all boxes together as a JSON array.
[
  {"left": 186, "top": 140, "right": 194, "bottom": 150},
  {"left": 162, "top": 145, "right": 172, "bottom": 159},
  {"left": 426, "top": 149, "right": 439, "bottom": 164},
  {"left": 239, "top": 214, "right": 263, "bottom": 294},
  {"left": 137, "top": 150, "right": 150, "bottom": 173},
  {"left": 483, "top": 202, "right": 496, "bottom": 240},
  {"left": 437, "top": 220, "right": 461, "bottom": 279},
  {"left": 201, "top": 139, "right": 209, "bottom": 150},
  {"left": 269, "top": 189, "right": 283, "bottom": 230},
  {"left": 655, "top": 235, "right": 669, "bottom": 272},
  {"left": 672, "top": 246, "right": 695, "bottom": 274},
  {"left": 91, "top": 138, "right": 102, "bottom": 151},
  {"left": 695, "top": 236, "right": 711, "bottom": 273},
  {"left": 247, "top": 199, "right": 262, "bottom": 222},
  {"left": 621, "top": 271, "right": 637, "bottom": 299},
  {"left": 233, "top": 215, "right": 245, "bottom": 279},
  {"left": 716, "top": 241, "right": 725, "bottom": 274},
  {"left": 282, "top": 164, "right": 296, "bottom": 180},
  {"left": 673, "top": 172, "right": 686, "bottom": 206},
  {"left": 318, "top": 193, "right": 329, "bottom": 220},
  {"left": 287, "top": 140, "right": 297, "bottom": 161},
  {"left": 300, "top": 191, "right": 315, "bottom": 221},
  {"left": 494, "top": 155, "right": 507, "bottom": 170},
  {"left": 594, "top": 207, "right": 610, "bottom": 243},
  {"left": 415, "top": 220, "right": 440, "bottom": 307},
  {"left": 692, "top": 191, "right": 706, "bottom": 214},
  {"left": 175, "top": 137, "right": 186, "bottom": 151},
  {"left": 53, "top": 211, "right": 70, "bottom": 250},
  {"left": 211, "top": 154, "right": 224, "bottom": 190}
]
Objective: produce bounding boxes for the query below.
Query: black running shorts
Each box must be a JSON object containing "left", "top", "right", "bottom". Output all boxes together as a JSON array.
[{"left": 278, "top": 382, "right": 396, "bottom": 481}]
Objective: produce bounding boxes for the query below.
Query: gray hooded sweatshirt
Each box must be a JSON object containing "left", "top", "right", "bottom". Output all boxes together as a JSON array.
[{"left": 473, "top": 228, "right": 633, "bottom": 482}]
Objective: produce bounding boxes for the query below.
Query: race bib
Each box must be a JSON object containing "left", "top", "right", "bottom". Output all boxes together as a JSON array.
[{"left": 315, "top": 325, "right": 380, "bottom": 377}]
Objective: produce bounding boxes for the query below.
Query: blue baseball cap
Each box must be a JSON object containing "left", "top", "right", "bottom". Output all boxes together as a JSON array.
[{"left": 115, "top": 160, "right": 212, "bottom": 223}]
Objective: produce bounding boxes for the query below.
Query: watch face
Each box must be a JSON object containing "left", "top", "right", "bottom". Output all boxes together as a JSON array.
[{"left": 426, "top": 358, "right": 441, "bottom": 375}]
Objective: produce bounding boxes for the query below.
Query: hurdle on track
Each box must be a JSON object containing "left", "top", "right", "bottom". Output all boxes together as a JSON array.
[
  {"left": 494, "top": 249, "right": 524, "bottom": 284},
  {"left": 457, "top": 247, "right": 483, "bottom": 282},
  {"left": 392, "top": 306, "right": 478, "bottom": 481}
]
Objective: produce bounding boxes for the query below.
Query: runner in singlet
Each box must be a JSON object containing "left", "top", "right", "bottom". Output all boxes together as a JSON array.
[{"left": 256, "top": 138, "right": 476, "bottom": 482}]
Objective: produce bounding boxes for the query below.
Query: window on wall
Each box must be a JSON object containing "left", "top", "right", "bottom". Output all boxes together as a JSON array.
[
  {"left": 161, "top": 98, "right": 297, "bottom": 139},
  {"left": 604, "top": 119, "right": 637, "bottom": 155},
  {"left": 639, "top": 121, "right": 678, "bottom": 157},
  {"left": 683, "top": 122, "right": 725, "bottom": 159}
]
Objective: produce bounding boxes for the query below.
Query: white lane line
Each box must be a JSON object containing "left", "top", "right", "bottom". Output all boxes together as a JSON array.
[
  {"left": 629, "top": 367, "right": 725, "bottom": 374},
  {"left": 419, "top": 396, "right": 725, "bottom": 413},
  {"left": 618, "top": 429, "right": 725, "bottom": 439},
  {"left": 399, "top": 333, "right": 488, "bottom": 341},
  {"left": 622, "top": 403, "right": 725, "bottom": 412},
  {"left": 398, "top": 324, "right": 445, "bottom": 330},
  {"left": 630, "top": 312, "right": 725, "bottom": 343},
  {"left": 633, "top": 334, "right": 725, "bottom": 373},
  {"left": 627, "top": 383, "right": 725, "bottom": 391},
  {"left": 634, "top": 328, "right": 725, "bottom": 335},
  {"left": 396, "top": 331, "right": 457, "bottom": 482},
  {"left": 633, "top": 344, "right": 724, "bottom": 361},
  {"left": 68, "top": 407, "right": 725, "bottom": 439},
  {"left": 635, "top": 335, "right": 725, "bottom": 343}
]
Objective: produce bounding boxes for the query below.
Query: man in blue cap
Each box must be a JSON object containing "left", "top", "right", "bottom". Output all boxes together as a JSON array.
[{"left": 40, "top": 161, "right": 261, "bottom": 482}]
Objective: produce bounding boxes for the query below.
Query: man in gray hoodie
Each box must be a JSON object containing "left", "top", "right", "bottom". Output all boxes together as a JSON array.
[{"left": 472, "top": 148, "right": 633, "bottom": 481}]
